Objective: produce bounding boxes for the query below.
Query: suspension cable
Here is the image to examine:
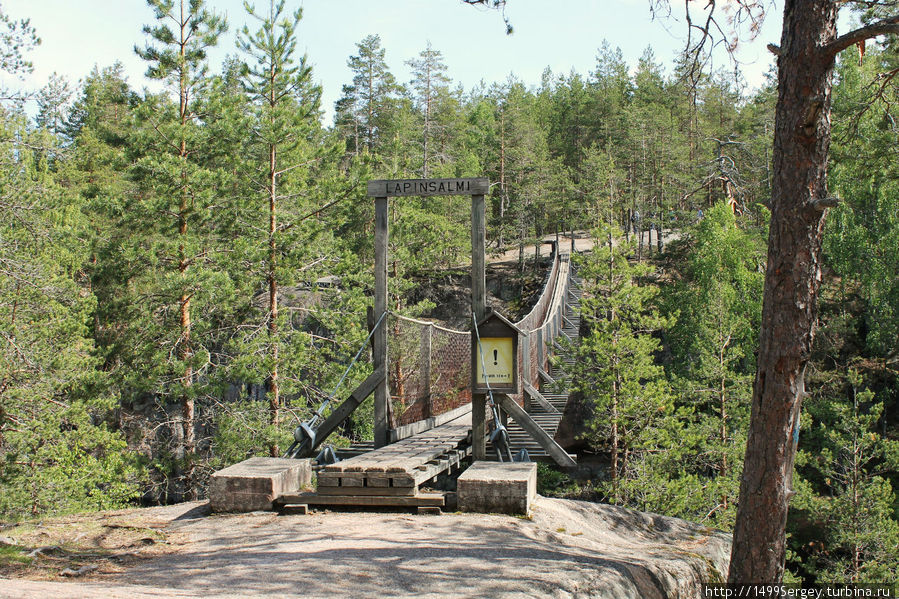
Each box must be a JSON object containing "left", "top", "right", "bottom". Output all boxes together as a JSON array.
[{"left": 312, "top": 309, "right": 387, "bottom": 423}]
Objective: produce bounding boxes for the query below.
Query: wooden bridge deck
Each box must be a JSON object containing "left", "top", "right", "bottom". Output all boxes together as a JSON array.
[{"left": 277, "top": 412, "right": 471, "bottom": 509}]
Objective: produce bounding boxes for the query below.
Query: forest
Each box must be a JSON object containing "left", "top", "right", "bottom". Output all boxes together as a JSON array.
[{"left": 0, "top": 0, "right": 897, "bottom": 586}]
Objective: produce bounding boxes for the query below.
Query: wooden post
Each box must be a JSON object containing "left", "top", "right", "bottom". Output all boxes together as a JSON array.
[
  {"left": 366, "top": 178, "right": 490, "bottom": 452},
  {"left": 537, "top": 328, "right": 545, "bottom": 371},
  {"left": 421, "top": 323, "right": 432, "bottom": 419},
  {"left": 521, "top": 332, "right": 532, "bottom": 412},
  {"left": 374, "top": 197, "right": 390, "bottom": 448},
  {"left": 471, "top": 193, "right": 487, "bottom": 461}
]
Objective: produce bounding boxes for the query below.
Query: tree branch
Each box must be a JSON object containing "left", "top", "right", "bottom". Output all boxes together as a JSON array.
[
  {"left": 460, "top": 0, "right": 513, "bottom": 34},
  {"left": 826, "top": 14, "right": 899, "bottom": 57}
]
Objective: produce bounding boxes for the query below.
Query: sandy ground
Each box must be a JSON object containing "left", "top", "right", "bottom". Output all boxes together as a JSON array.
[{"left": 1, "top": 497, "right": 729, "bottom": 599}]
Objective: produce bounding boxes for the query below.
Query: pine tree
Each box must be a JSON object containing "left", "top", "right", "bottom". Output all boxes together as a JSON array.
[
  {"left": 131, "top": 0, "right": 227, "bottom": 499},
  {"left": 35, "top": 73, "right": 72, "bottom": 137},
  {"left": 406, "top": 42, "right": 450, "bottom": 177},
  {"left": 335, "top": 34, "right": 398, "bottom": 156},
  {"left": 795, "top": 369, "right": 899, "bottom": 583},
  {"left": 569, "top": 169, "right": 673, "bottom": 503},
  {"left": 234, "top": 0, "right": 323, "bottom": 456}
]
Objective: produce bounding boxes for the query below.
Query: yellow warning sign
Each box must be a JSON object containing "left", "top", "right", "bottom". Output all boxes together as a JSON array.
[{"left": 475, "top": 337, "right": 515, "bottom": 387}]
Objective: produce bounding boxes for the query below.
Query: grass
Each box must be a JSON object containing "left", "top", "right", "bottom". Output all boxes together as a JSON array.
[
  {"left": 0, "top": 509, "right": 180, "bottom": 580},
  {"left": 537, "top": 463, "right": 603, "bottom": 502}
]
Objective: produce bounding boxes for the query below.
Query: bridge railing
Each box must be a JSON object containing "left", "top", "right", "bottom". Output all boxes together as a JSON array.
[
  {"left": 388, "top": 243, "right": 571, "bottom": 427},
  {"left": 515, "top": 249, "right": 570, "bottom": 406},
  {"left": 387, "top": 314, "right": 471, "bottom": 426}
]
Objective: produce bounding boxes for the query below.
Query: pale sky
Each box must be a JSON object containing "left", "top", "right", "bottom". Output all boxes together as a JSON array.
[{"left": 2, "top": 0, "right": 785, "bottom": 124}]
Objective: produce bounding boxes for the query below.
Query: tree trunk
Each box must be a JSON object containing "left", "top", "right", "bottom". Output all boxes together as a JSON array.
[
  {"left": 177, "top": 9, "right": 196, "bottom": 500},
  {"left": 268, "top": 141, "right": 280, "bottom": 457},
  {"left": 499, "top": 108, "right": 506, "bottom": 249},
  {"left": 728, "top": 0, "right": 837, "bottom": 583}
]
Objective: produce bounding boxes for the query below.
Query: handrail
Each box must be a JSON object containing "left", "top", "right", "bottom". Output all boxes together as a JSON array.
[{"left": 515, "top": 243, "right": 561, "bottom": 331}]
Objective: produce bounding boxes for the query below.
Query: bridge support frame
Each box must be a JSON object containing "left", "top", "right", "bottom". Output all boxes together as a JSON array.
[
  {"left": 471, "top": 192, "right": 487, "bottom": 461},
  {"left": 373, "top": 196, "right": 390, "bottom": 448},
  {"left": 367, "top": 178, "right": 490, "bottom": 451}
]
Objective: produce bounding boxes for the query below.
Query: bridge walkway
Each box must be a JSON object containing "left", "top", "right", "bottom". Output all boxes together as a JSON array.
[
  {"left": 489, "top": 269, "right": 583, "bottom": 462},
  {"left": 278, "top": 410, "right": 472, "bottom": 509}
]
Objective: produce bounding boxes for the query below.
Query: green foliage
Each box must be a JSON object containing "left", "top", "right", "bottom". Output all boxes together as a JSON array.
[
  {"left": 569, "top": 222, "right": 674, "bottom": 505},
  {"left": 0, "top": 109, "right": 141, "bottom": 518},
  {"left": 826, "top": 49, "right": 899, "bottom": 357},
  {"left": 335, "top": 34, "right": 400, "bottom": 156},
  {"left": 135, "top": 0, "right": 227, "bottom": 86},
  {"left": 790, "top": 367, "right": 899, "bottom": 583},
  {"left": 0, "top": 5, "right": 38, "bottom": 80}
]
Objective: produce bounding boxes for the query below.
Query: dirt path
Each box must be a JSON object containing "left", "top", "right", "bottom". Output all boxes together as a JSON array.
[
  {"left": 490, "top": 231, "right": 681, "bottom": 264},
  {"left": 1, "top": 497, "right": 729, "bottom": 599}
]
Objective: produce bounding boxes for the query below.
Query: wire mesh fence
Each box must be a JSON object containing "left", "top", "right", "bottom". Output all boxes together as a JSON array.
[{"left": 388, "top": 314, "right": 472, "bottom": 426}]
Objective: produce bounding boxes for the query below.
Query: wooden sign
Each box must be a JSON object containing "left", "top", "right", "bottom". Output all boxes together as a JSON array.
[
  {"left": 475, "top": 337, "right": 516, "bottom": 388},
  {"left": 367, "top": 177, "right": 489, "bottom": 198},
  {"left": 472, "top": 309, "right": 522, "bottom": 394}
]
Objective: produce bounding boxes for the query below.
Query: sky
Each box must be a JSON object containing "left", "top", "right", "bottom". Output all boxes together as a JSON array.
[{"left": 2, "top": 0, "right": 785, "bottom": 124}]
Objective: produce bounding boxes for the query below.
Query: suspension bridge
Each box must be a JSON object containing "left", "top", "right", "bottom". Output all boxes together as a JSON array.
[{"left": 212, "top": 177, "right": 587, "bottom": 513}]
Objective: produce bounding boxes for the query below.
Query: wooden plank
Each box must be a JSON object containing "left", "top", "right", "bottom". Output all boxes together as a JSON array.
[
  {"left": 316, "top": 485, "right": 418, "bottom": 497},
  {"left": 366, "top": 178, "right": 489, "bottom": 197},
  {"left": 363, "top": 473, "right": 416, "bottom": 486},
  {"left": 277, "top": 492, "right": 445, "bottom": 508},
  {"left": 538, "top": 368, "right": 556, "bottom": 385},
  {"left": 498, "top": 393, "right": 576, "bottom": 468},
  {"left": 410, "top": 446, "right": 472, "bottom": 485},
  {"left": 389, "top": 403, "right": 472, "bottom": 443}
]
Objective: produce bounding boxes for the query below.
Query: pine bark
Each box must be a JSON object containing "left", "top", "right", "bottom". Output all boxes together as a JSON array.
[
  {"left": 728, "top": 0, "right": 837, "bottom": 583},
  {"left": 268, "top": 141, "right": 280, "bottom": 457},
  {"left": 177, "top": 5, "right": 196, "bottom": 500}
]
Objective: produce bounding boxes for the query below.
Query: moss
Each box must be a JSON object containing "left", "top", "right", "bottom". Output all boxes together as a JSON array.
[{"left": 0, "top": 545, "right": 32, "bottom": 567}]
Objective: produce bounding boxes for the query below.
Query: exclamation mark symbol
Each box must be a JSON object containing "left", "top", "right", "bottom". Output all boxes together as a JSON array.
[{"left": 493, "top": 349, "right": 498, "bottom": 366}]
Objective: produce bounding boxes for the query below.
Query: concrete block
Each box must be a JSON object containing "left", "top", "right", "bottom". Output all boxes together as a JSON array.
[
  {"left": 209, "top": 457, "right": 311, "bottom": 513},
  {"left": 457, "top": 461, "right": 537, "bottom": 516}
]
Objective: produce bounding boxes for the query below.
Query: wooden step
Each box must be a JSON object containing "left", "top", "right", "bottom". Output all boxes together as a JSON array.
[{"left": 276, "top": 491, "right": 445, "bottom": 508}]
